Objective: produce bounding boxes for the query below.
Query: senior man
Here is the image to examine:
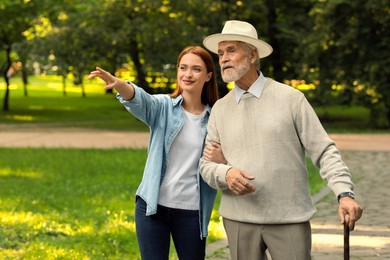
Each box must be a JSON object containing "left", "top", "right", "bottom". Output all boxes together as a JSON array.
[{"left": 200, "top": 20, "right": 363, "bottom": 260}]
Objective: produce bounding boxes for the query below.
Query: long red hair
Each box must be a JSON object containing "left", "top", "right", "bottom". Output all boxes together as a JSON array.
[{"left": 169, "top": 46, "right": 219, "bottom": 107}]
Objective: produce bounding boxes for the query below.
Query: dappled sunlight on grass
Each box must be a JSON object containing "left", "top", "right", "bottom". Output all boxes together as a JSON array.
[
  {"left": 0, "top": 148, "right": 143, "bottom": 258},
  {"left": 103, "top": 210, "right": 136, "bottom": 234},
  {"left": 0, "top": 84, "right": 19, "bottom": 90},
  {"left": 0, "top": 168, "right": 42, "bottom": 178},
  {"left": 5, "top": 115, "right": 35, "bottom": 122},
  {"left": 40, "top": 105, "right": 76, "bottom": 111},
  {"left": 28, "top": 105, "right": 44, "bottom": 110},
  {"left": 77, "top": 224, "right": 94, "bottom": 235},
  {"left": 32, "top": 219, "right": 78, "bottom": 237},
  {"left": 28, "top": 105, "right": 76, "bottom": 111},
  {"left": 0, "top": 208, "right": 138, "bottom": 258},
  {"left": 29, "top": 83, "right": 104, "bottom": 94},
  {"left": 208, "top": 210, "right": 226, "bottom": 242},
  {"left": 47, "top": 82, "right": 64, "bottom": 89},
  {"left": 0, "top": 209, "right": 136, "bottom": 237},
  {"left": 0, "top": 148, "right": 327, "bottom": 258},
  {"left": 1, "top": 211, "right": 78, "bottom": 237},
  {"left": 0, "top": 75, "right": 106, "bottom": 95},
  {"left": 0, "top": 211, "right": 45, "bottom": 226},
  {"left": 19, "top": 243, "right": 89, "bottom": 259}
]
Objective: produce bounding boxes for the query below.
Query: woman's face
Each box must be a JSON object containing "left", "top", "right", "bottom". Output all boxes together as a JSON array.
[{"left": 177, "top": 53, "right": 212, "bottom": 95}]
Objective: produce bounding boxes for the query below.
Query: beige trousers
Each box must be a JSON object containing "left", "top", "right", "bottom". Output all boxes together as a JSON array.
[{"left": 223, "top": 218, "right": 312, "bottom": 260}]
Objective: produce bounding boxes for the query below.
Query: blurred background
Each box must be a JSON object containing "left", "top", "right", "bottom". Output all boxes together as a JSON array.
[{"left": 1, "top": 0, "right": 389, "bottom": 130}]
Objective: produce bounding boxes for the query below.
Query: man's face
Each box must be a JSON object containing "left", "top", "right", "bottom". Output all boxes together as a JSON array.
[{"left": 217, "top": 41, "right": 251, "bottom": 83}]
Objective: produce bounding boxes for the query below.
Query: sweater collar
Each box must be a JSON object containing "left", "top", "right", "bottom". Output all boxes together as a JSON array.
[{"left": 234, "top": 71, "right": 265, "bottom": 103}]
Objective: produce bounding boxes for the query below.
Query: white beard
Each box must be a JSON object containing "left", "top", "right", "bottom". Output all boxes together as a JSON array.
[{"left": 221, "top": 57, "right": 251, "bottom": 83}]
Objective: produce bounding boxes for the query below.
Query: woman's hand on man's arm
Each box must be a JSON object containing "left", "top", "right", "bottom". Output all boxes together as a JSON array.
[{"left": 203, "top": 141, "right": 227, "bottom": 164}]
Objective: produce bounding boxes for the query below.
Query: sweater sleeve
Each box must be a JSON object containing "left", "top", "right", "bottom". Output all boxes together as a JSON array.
[
  {"left": 199, "top": 104, "right": 232, "bottom": 191},
  {"left": 296, "top": 94, "right": 354, "bottom": 197}
]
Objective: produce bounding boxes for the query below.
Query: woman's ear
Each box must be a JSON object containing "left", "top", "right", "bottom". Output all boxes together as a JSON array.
[{"left": 206, "top": 72, "right": 212, "bottom": 82}]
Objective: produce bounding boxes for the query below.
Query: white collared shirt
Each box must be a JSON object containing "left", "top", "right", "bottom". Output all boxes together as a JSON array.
[{"left": 234, "top": 71, "right": 266, "bottom": 103}]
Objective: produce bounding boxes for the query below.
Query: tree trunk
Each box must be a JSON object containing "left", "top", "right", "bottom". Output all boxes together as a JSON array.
[
  {"left": 62, "top": 74, "right": 67, "bottom": 96},
  {"left": 2, "top": 45, "right": 12, "bottom": 112},
  {"left": 22, "top": 61, "right": 29, "bottom": 97},
  {"left": 128, "top": 39, "right": 151, "bottom": 93},
  {"left": 80, "top": 75, "right": 86, "bottom": 98}
]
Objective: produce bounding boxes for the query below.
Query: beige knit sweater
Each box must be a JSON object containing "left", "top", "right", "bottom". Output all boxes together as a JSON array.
[{"left": 200, "top": 78, "right": 354, "bottom": 224}]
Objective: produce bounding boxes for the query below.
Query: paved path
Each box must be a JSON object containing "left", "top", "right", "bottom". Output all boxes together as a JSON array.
[
  {"left": 1, "top": 128, "right": 390, "bottom": 259},
  {"left": 0, "top": 127, "right": 389, "bottom": 151},
  {"left": 0, "top": 128, "right": 150, "bottom": 149}
]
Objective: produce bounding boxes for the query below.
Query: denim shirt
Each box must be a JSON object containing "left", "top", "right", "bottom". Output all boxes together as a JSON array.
[{"left": 117, "top": 82, "right": 217, "bottom": 238}]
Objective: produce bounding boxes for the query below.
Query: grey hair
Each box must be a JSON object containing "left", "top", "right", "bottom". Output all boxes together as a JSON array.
[{"left": 239, "top": 42, "right": 260, "bottom": 70}]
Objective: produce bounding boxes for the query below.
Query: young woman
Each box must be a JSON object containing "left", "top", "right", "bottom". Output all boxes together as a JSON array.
[{"left": 89, "top": 46, "right": 224, "bottom": 260}]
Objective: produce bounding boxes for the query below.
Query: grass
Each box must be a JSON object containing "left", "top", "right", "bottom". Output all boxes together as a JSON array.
[
  {"left": 314, "top": 105, "right": 373, "bottom": 132},
  {"left": 0, "top": 149, "right": 323, "bottom": 259},
  {"left": 0, "top": 148, "right": 145, "bottom": 259},
  {"left": 0, "top": 75, "right": 148, "bottom": 131},
  {"left": 0, "top": 148, "right": 323, "bottom": 260},
  {"left": 306, "top": 159, "right": 324, "bottom": 194}
]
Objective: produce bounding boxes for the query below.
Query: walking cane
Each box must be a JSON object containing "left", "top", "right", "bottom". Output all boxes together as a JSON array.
[{"left": 344, "top": 221, "right": 350, "bottom": 260}]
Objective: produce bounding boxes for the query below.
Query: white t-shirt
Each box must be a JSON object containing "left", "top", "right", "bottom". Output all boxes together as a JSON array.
[{"left": 158, "top": 107, "right": 206, "bottom": 210}]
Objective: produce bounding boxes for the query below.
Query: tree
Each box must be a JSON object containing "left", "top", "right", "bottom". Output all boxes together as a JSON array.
[
  {"left": 14, "top": 39, "right": 32, "bottom": 97},
  {"left": 0, "top": 0, "right": 39, "bottom": 111},
  {"left": 307, "top": 0, "right": 390, "bottom": 128},
  {"left": 265, "top": 0, "right": 314, "bottom": 82},
  {"left": 32, "top": 0, "right": 111, "bottom": 97}
]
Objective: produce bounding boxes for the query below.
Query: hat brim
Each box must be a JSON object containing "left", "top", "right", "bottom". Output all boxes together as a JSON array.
[{"left": 203, "top": 33, "right": 273, "bottom": 58}]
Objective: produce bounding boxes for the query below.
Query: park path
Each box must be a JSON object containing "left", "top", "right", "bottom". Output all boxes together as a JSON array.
[
  {"left": 1, "top": 127, "right": 390, "bottom": 259},
  {"left": 0, "top": 126, "right": 389, "bottom": 151}
]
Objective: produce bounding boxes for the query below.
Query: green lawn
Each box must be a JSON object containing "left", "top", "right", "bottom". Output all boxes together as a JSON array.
[
  {"left": 0, "top": 148, "right": 145, "bottom": 259},
  {"left": 314, "top": 105, "right": 372, "bottom": 132},
  {"left": 0, "top": 148, "right": 322, "bottom": 259},
  {"left": 0, "top": 75, "right": 148, "bottom": 131}
]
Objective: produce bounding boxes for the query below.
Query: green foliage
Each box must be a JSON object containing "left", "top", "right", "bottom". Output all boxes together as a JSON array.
[
  {"left": 306, "top": 0, "right": 390, "bottom": 128},
  {"left": 0, "top": 1, "right": 38, "bottom": 46}
]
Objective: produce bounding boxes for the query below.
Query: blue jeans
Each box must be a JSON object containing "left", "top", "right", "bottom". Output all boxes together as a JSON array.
[{"left": 135, "top": 197, "right": 206, "bottom": 260}]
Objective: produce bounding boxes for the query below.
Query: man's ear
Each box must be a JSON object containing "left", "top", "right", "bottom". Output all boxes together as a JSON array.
[{"left": 251, "top": 49, "right": 259, "bottom": 64}]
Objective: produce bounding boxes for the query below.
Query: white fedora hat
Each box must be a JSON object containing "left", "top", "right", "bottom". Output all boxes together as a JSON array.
[{"left": 203, "top": 20, "right": 273, "bottom": 58}]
